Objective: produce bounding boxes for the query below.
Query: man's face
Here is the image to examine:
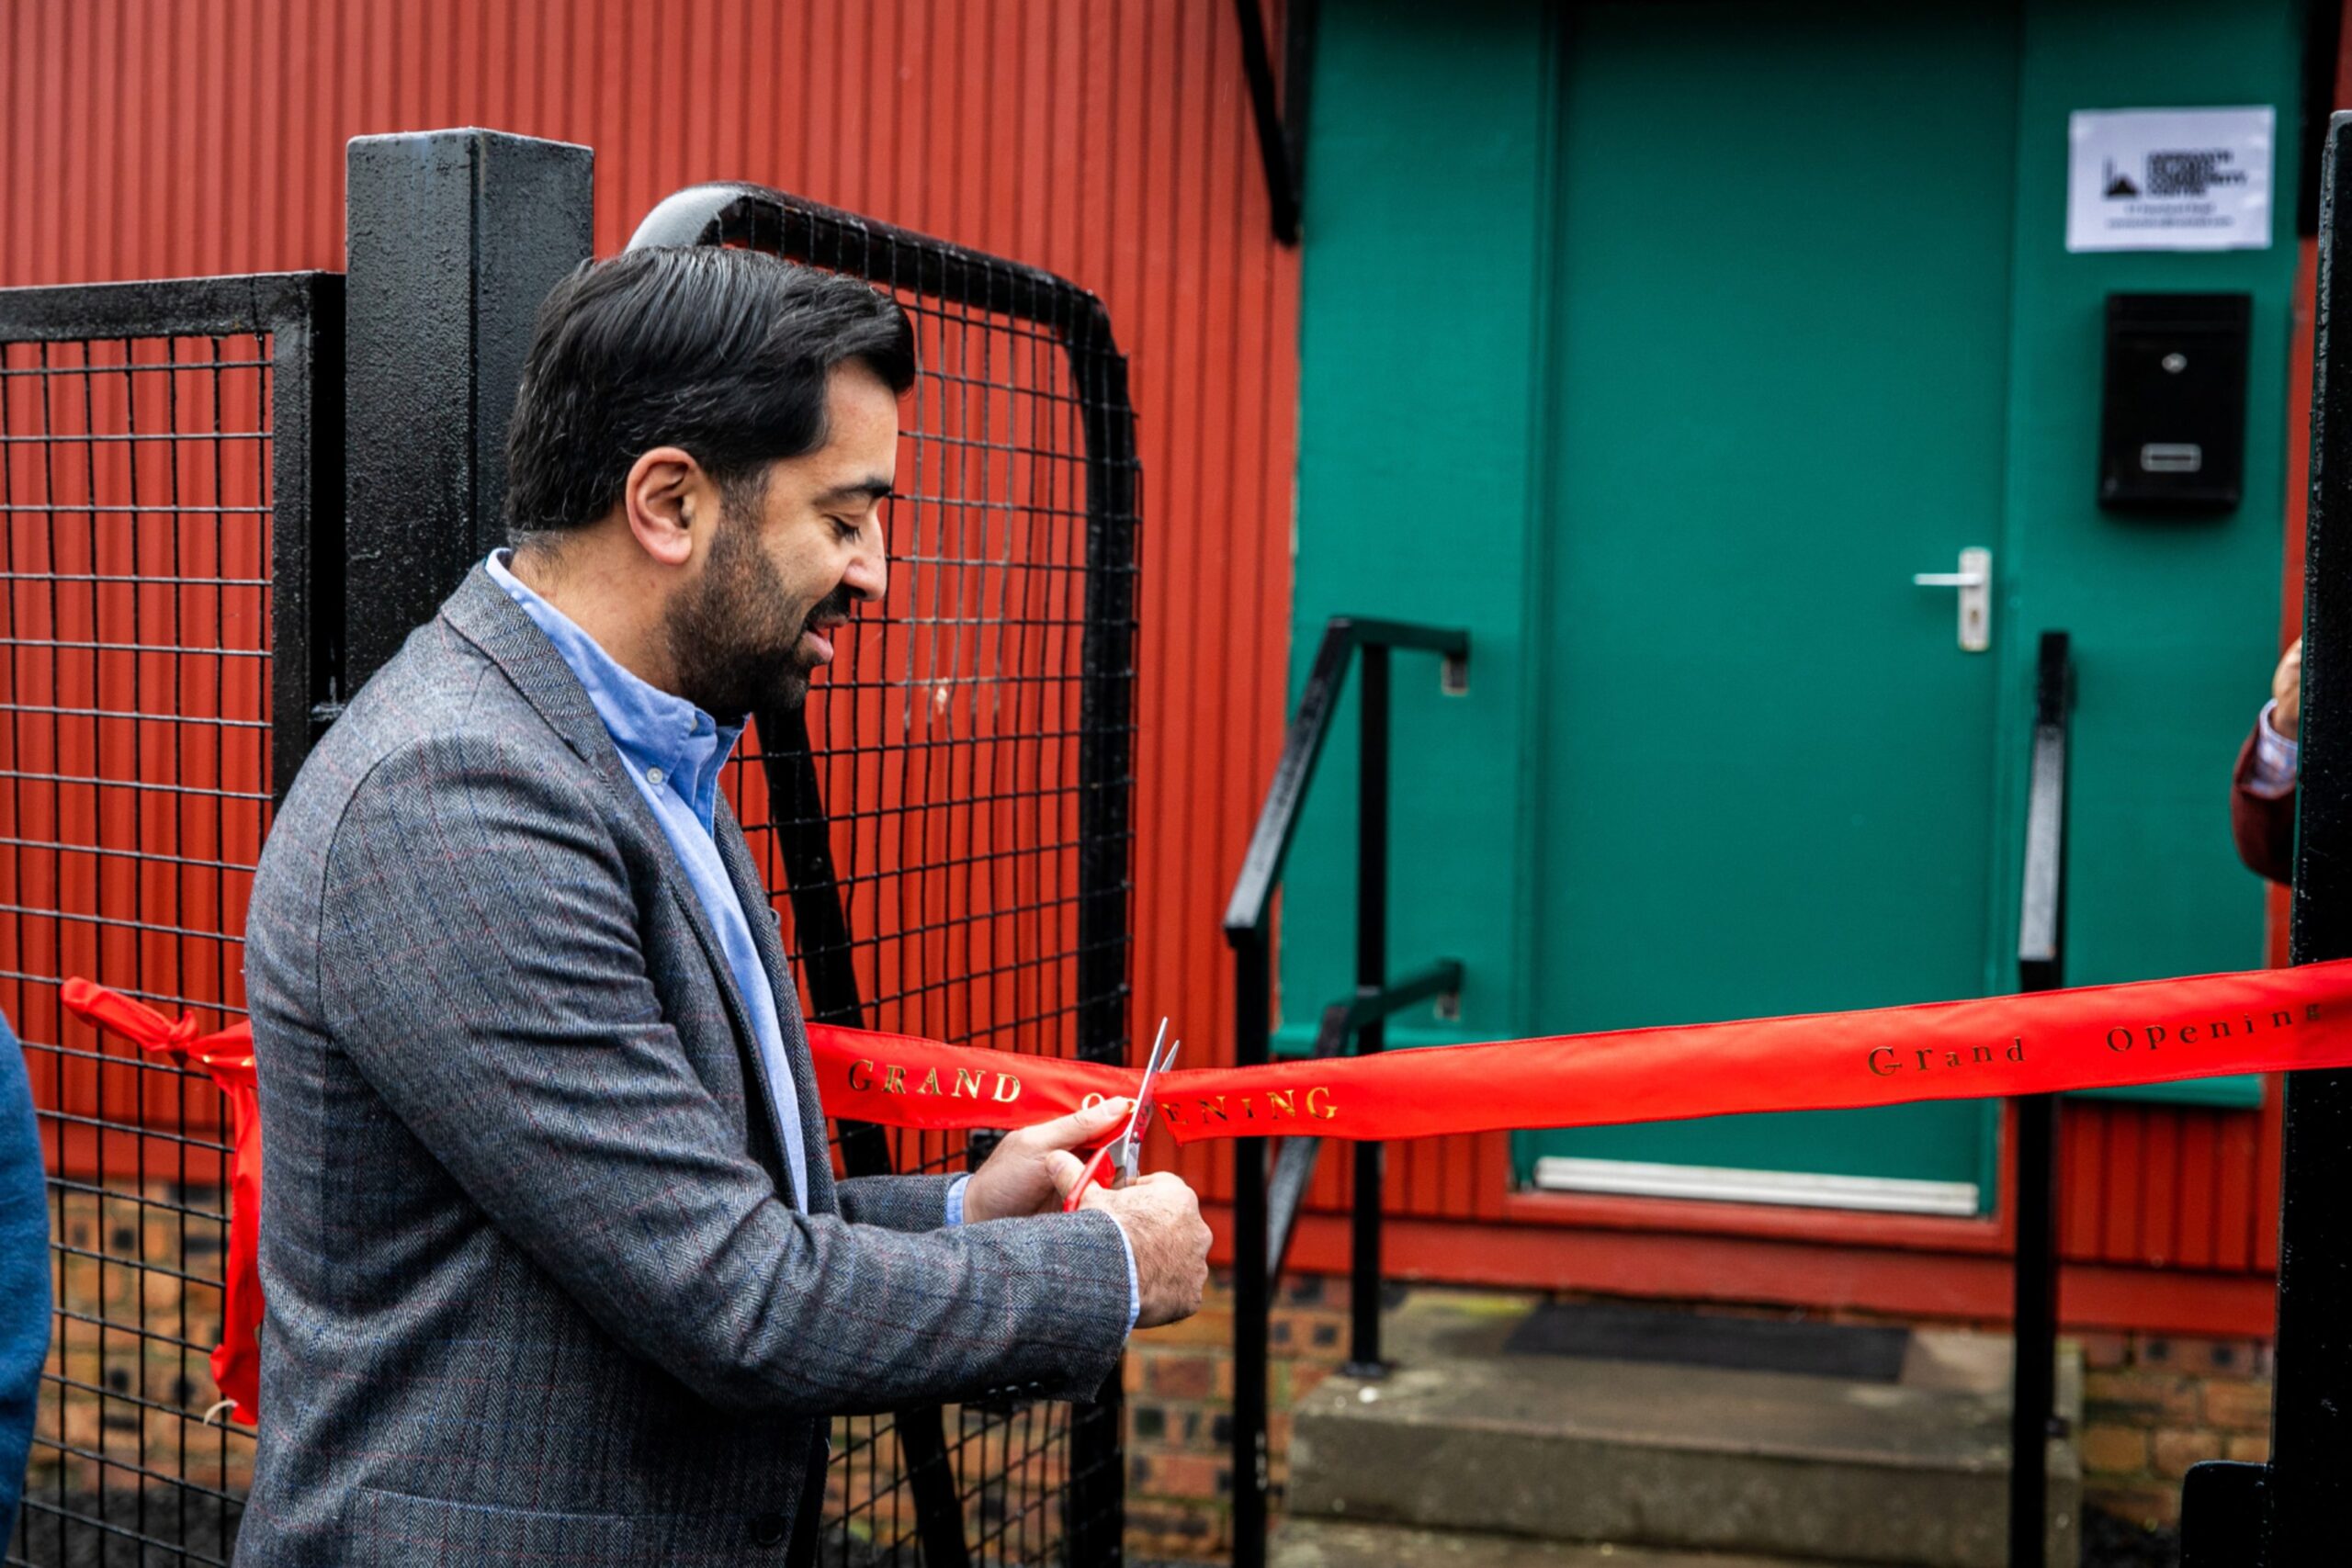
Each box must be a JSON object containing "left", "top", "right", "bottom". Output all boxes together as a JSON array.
[{"left": 665, "top": 362, "right": 898, "bottom": 718}]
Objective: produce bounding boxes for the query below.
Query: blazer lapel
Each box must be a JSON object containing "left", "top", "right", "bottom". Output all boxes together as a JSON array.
[
  {"left": 440, "top": 567, "right": 808, "bottom": 1208},
  {"left": 717, "top": 805, "right": 840, "bottom": 1217}
]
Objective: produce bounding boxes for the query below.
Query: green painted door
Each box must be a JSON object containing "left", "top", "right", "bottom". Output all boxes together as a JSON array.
[{"left": 1521, "top": 1, "right": 2022, "bottom": 1212}]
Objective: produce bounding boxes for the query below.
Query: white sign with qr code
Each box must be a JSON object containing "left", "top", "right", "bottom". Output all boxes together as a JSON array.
[{"left": 2066, "top": 107, "right": 2274, "bottom": 253}]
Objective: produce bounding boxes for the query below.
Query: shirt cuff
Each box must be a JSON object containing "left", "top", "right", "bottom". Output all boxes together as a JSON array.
[
  {"left": 944, "top": 1173, "right": 970, "bottom": 1226},
  {"left": 2250, "top": 700, "right": 2301, "bottom": 799},
  {"left": 1113, "top": 1214, "right": 1141, "bottom": 1335}
]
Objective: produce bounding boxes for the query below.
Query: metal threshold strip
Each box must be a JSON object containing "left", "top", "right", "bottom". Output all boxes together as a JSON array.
[{"left": 1533, "top": 1156, "right": 1980, "bottom": 1216}]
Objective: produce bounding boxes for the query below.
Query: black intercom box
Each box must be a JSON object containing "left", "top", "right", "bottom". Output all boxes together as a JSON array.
[{"left": 2098, "top": 292, "right": 2252, "bottom": 514}]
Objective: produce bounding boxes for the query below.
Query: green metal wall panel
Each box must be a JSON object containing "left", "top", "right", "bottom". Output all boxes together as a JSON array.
[
  {"left": 1282, "top": 0, "right": 1557, "bottom": 1053},
  {"left": 1286, "top": 0, "right": 2304, "bottom": 1191},
  {"left": 1978, "top": 0, "right": 2305, "bottom": 1110}
]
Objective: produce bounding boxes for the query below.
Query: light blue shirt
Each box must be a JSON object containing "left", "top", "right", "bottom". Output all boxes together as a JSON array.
[
  {"left": 486, "top": 553, "right": 1133, "bottom": 1323},
  {"left": 488, "top": 551, "right": 819, "bottom": 1208}
]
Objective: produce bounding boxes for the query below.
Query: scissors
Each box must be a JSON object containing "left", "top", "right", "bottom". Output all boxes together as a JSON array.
[{"left": 1062, "top": 1018, "right": 1180, "bottom": 1212}]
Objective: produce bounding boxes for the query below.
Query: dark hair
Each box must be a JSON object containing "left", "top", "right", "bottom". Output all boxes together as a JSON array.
[{"left": 503, "top": 246, "right": 916, "bottom": 536}]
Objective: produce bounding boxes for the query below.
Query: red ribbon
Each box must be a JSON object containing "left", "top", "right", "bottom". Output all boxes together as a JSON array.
[
  {"left": 60, "top": 957, "right": 2352, "bottom": 1427},
  {"left": 808, "top": 959, "right": 2352, "bottom": 1142},
  {"left": 59, "top": 979, "right": 262, "bottom": 1427}
]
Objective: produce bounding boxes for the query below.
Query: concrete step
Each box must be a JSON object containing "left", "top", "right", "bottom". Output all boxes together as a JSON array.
[
  {"left": 1272, "top": 1518, "right": 1868, "bottom": 1568},
  {"left": 1284, "top": 1292, "right": 2081, "bottom": 1568}
]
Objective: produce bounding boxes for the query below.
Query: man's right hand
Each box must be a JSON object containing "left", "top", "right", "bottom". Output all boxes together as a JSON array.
[
  {"left": 2274, "top": 636, "right": 2304, "bottom": 739},
  {"left": 1047, "top": 1157, "right": 1211, "bottom": 1328}
]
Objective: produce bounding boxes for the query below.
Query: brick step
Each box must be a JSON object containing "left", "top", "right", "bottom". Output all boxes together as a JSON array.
[
  {"left": 1272, "top": 1518, "right": 1866, "bottom": 1568},
  {"left": 1284, "top": 1292, "right": 2081, "bottom": 1568}
]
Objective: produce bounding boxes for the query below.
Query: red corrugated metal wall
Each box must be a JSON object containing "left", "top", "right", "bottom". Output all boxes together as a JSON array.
[
  {"left": 0, "top": 0, "right": 1297, "bottom": 1223},
  {"left": 2, "top": 0, "right": 2320, "bottom": 1340}
]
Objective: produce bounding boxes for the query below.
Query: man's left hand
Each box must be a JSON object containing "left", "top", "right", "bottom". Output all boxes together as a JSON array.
[{"left": 961, "top": 1098, "right": 1135, "bottom": 1223}]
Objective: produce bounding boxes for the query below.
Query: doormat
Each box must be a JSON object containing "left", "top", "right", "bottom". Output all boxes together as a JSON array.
[{"left": 1501, "top": 1301, "right": 1911, "bottom": 1382}]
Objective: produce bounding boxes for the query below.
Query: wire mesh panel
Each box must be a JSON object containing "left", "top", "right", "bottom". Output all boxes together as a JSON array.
[
  {"left": 0, "top": 276, "right": 335, "bottom": 1568},
  {"left": 629, "top": 186, "right": 1140, "bottom": 1566}
]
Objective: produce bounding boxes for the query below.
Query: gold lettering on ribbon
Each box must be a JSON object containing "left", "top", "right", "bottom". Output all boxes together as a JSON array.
[
  {"left": 992, "top": 1073, "right": 1023, "bottom": 1104},
  {"left": 1267, "top": 1089, "right": 1296, "bottom": 1118},
  {"left": 1306, "top": 1087, "right": 1336, "bottom": 1121},
  {"left": 849, "top": 1059, "right": 876, "bottom": 1092},
  {"left": 1867, "top": 1037, "right": 2023, "bottom": 1080},
  {"left": 885, "top": 1065, "right": 907, "bottom": 1094},
  {"left": 920, "top": 1067, "right": 943, "bottom": 1096},
  {"left": 956, "top": 1068, "right": 986, "bottom": 1100}
]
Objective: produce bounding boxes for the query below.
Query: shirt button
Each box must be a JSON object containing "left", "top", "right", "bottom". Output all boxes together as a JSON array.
[
  {"left": 646, "top": 766, "right": 665, "bottom": 786},
  {"left": 749, "top": 1512, "right": 787, "bottom": 1547}
]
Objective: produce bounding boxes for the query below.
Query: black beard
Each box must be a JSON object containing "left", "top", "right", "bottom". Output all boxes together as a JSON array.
[{"left": 663, "top": 513, "right": 816, "bottom": 721}]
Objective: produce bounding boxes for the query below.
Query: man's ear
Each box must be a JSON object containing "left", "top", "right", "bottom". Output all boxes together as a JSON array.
[{"left": 621, "top": 446, "right": 707, "bottom": 569}]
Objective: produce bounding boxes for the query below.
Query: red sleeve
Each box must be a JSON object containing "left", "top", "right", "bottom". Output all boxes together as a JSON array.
[{"left": 2232, "top": 728, "right": 2297, "bottom": 886}]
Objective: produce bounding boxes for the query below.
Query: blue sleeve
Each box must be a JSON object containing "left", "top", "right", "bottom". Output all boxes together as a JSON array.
[
  {"left": 0, "top": 1011, "right": 50, "bottom": 1540},
  {"left": 944, "top": 1173, "right": 1137, "bottom": 1332}
]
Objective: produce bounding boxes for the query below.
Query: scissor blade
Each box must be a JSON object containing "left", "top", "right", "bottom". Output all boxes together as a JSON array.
[
  {"left": 1122, "top": 1035, "right": 1179, "bottom": 1187},
  {"left": 1111, "top": 1020, "right": 1170, "bottom": 1186}
]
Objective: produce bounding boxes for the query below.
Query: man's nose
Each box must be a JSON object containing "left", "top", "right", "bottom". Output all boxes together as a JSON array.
[{"left": 843, "top": 535, "right": 888, "bottom": 604}]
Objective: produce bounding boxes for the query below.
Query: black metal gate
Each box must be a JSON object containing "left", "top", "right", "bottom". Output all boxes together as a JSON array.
[
  {"left": 0, "top": 273, "right": 336, "bottom": 1568},
  {"left": 1, "top": 130, "right": 1135, "bottom": 1568},
  {"left": 626, "top": 183, "right": 1139, "bottom": 1568}
]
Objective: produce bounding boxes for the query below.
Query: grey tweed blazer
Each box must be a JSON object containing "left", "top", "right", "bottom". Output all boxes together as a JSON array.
[{"left": 237, "top": 567, "right": 1132, "bottom": 1566}]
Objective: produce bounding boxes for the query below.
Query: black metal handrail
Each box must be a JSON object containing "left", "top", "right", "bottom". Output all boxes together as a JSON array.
[
  {"left": 1224, "top": 615, "right": 1468, "bottom": 1568},
  {"left": 2010, "top": 629, "right": 2072, "bottom": 1568},
  {"left": 1264, "top": 959, "right": 1464, "bottom": 1279}
]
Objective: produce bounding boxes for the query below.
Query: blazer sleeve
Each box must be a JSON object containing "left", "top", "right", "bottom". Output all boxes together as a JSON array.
[
  {"left": 835, "top": 1173, "right": 962, "bottom": 1232},
  {"left": 313, "top": 729, "right": 1132, "bottom": 1416},
  {"left": 2231, "top": 728, "right": 2298, "bottom": 886}
]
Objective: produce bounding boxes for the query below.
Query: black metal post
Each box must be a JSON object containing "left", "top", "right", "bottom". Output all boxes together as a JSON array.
[
  {"left": 2181, "top": 110, "right": 2352, "bottom": 1568},
  {"left": 262, "top": 274, "right": 347, "bottom": 805},
  {"left": 2007, "top": 1095, "right": 2060, "bottom": 1568},
  {"left": 2008, "top": 630, "right": 2070, "bottom": 1568},
  {"left": 1343, "top": 647, "right": 1390, "bottom": 1378},
  {"left": 341, "top": 129, "right": 593, "bottom": 684},
  {"left": 1232, "top": 930, "right": 1274, "bottom": 1568},
  {"left": 2267, "top": 106, "right": 2352, "bottom": 1563}
]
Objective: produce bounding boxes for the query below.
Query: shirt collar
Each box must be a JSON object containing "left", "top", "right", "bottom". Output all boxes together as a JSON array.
[{"left": 484, "top": 549, "right": 743, "bottom": 828}]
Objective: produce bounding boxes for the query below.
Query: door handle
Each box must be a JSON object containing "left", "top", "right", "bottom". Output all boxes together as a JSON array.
[{"left": 1913, "top": 547, "right": 1990, "bottom": 653}]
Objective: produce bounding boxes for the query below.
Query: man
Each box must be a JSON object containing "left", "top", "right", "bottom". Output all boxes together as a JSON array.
[
  {"left": 2232, "top": 635, "right": 2300, "bottom": 884},
  {"left": 240, "top": 247, "right": 1208, "bottom": 1565}
]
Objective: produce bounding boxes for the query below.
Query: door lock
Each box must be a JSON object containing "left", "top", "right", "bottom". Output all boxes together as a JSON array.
[{"left": 1913, "top": 547, "right": 1991, "bottom": 653}]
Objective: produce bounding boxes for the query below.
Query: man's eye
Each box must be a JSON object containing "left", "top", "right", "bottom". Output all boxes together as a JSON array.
[{"left": 831, "top": 517, "right": 861, "bottom": 544}]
